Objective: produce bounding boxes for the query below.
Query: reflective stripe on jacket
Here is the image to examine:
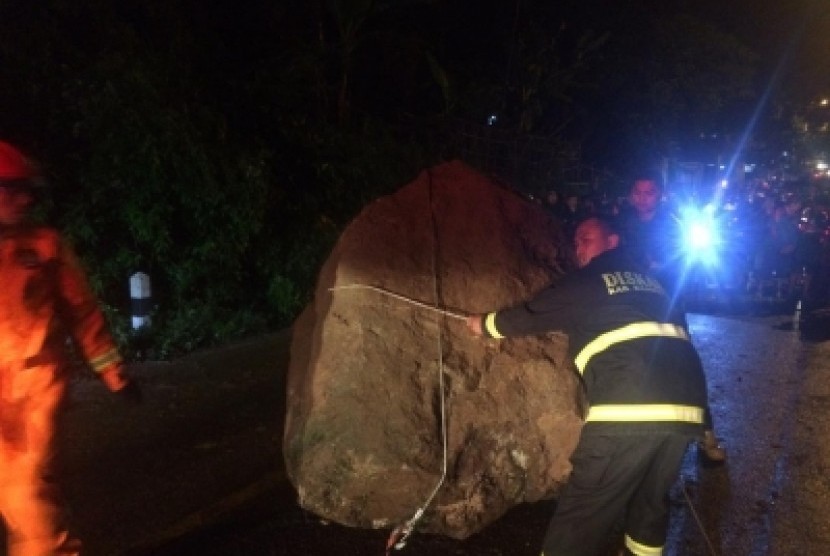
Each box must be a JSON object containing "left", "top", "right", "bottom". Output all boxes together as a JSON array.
[
  {"left": 585, "top": 404, "right": 703, "bottom": 424},
  {"left": 574, "top": 321, "right": 688, "bottom": 373}
]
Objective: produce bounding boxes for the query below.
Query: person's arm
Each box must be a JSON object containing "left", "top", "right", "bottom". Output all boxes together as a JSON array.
[
  {"left": 54, "top": 237, "right": 135, "bottom": 395},
  {"left": 466, "top": 314, "right": 484, "bottom": 336},
  {"left": 466, "top": 278, "right": 578, "bottom": 339}
]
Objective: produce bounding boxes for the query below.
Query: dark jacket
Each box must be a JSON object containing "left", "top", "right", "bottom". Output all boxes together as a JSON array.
[
  {"left": 615, "top": 206, "right": 684, "bottom": 293},
  {"left": 481, "top": 248, "right": 707, "bottom": 436}
]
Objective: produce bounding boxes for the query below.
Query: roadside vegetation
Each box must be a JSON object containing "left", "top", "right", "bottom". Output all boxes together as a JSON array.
[{"left": 1, "top": 0, "right": 794, "bottom": 358}]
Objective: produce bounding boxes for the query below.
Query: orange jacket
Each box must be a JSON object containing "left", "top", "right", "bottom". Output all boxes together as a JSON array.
[{"left": 0, "top": 225, "right": 126, "bottom": 391}]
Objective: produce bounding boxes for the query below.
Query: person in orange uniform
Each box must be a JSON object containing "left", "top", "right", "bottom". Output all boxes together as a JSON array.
[{"left": 0, "top": 140, "right": 139, "bottom": 555}]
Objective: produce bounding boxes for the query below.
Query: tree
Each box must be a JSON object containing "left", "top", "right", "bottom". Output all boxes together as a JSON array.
[{"left": 575, "top": 5, "right": 758, "bottom": 177}]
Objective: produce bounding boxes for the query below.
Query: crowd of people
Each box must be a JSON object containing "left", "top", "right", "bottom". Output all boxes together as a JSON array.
[{"left": 540, "top": 176, "right": 830, "bottom": 319}]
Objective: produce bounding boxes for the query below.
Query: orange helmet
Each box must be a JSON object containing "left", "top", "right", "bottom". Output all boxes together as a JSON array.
[{"left": 0, "top": 141, "right": 36, "bottom": 180}]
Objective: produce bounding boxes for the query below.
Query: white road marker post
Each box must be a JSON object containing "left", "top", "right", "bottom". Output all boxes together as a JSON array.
[{"left": 130, "top": 271, "right": 152, "bottom": 330}]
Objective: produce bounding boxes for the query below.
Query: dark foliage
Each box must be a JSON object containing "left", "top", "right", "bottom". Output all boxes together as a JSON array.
[{"left": 0, "top": 0, "right": 784, "bottom": 357}]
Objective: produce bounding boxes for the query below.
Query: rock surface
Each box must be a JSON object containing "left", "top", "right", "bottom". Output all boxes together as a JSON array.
[{"left": 283, "top": 160, "right": 585, "bottom": 539}]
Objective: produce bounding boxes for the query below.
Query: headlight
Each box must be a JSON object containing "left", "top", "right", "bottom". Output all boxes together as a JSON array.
[
  {"left": 679, "top": 206, "right": 721, "bottom": 265},
  {"left": 687, "top": 221, "right": 715, "bottom": 249}
]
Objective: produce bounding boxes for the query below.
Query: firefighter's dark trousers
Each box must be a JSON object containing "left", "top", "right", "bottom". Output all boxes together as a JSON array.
[{"left": 541, "top": 431, "right": 693, "bottom": 556}]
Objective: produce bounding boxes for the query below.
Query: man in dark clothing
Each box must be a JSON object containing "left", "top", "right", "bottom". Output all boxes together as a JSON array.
[
  {"left": 616, "top": 177, "right": 726, "bottom": 463},
  {"left": 467, "top": 217, "right": 707, "bottom": 556},
  {"left": 616, "top": 179, "right": 682, "bottom": 297}
]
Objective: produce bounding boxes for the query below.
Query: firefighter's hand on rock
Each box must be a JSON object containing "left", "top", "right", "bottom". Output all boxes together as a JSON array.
[
  {"left": 466, "top": 314, "right": 483, "bottom": 337},
  {"left": 115, "top": 380, "right": 143, "bottom": 405}
]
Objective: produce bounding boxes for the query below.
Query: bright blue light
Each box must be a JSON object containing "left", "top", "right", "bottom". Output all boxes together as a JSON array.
[
  {"left": 687, "top": 222, "right": 714, "bottom": 249},
  {"left": 679, "top": 205, "right": 721, "bottom": 266}
]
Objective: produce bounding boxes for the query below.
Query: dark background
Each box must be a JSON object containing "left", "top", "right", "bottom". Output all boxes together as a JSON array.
[{"left": 1, "top": 0, "right": 828, "bottom": 356}]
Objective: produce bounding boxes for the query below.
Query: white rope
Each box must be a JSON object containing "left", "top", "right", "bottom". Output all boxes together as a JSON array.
[
  {"left": 328, "top": 284, "right": 467, "bottom": 320},
  {"left": 328, "top": 172, "right": 451, "bottom": 554},
  {"left": 385, "top": 248, "right": 451, "bottom": 552},
  {"left": 417, "top": 167, "right": 451, "bottom": 530},
  {"left": 327, "top": 283, "right": 454, "bottom": 534},
  {"left": 682, "top": 483, "right": 719, "bottom": 556}
]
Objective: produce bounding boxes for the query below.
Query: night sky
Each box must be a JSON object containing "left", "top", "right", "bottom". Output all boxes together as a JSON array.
[{"left": 1, "top": 0, "right": 829, "bottom": 189}]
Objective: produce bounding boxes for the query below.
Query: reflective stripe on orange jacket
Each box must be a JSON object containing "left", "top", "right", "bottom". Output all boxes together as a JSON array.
[{"left": 0, "top": 225, "right": 125, "bottom": 389}]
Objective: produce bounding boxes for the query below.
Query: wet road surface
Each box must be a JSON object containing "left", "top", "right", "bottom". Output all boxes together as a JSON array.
[
  {"left": 667, "top": 310, "right": 816, "bottom": 556},
  {"left": 140, "top": 308, "right": 830, "bottom": 556}
]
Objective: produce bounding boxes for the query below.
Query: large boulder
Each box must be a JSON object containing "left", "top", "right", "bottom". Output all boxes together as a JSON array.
[{"left": 284, "top": 160, "right": 584, "bottom": 539}]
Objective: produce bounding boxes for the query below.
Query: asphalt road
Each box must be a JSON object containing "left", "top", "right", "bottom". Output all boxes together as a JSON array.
[
  {"left": 666, "top": 309, "right": 828, "bottom": 556},
  {"left": 39, "top": 306, "right": 830, "bottom": 556},
  {"left": 154, "top": 307, "right": 830, "bottom": 556}
]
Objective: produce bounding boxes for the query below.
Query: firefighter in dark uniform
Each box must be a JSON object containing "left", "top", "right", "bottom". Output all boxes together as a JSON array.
[{"left": 467, "top": 216, "right": 707, "bottom": 556}]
